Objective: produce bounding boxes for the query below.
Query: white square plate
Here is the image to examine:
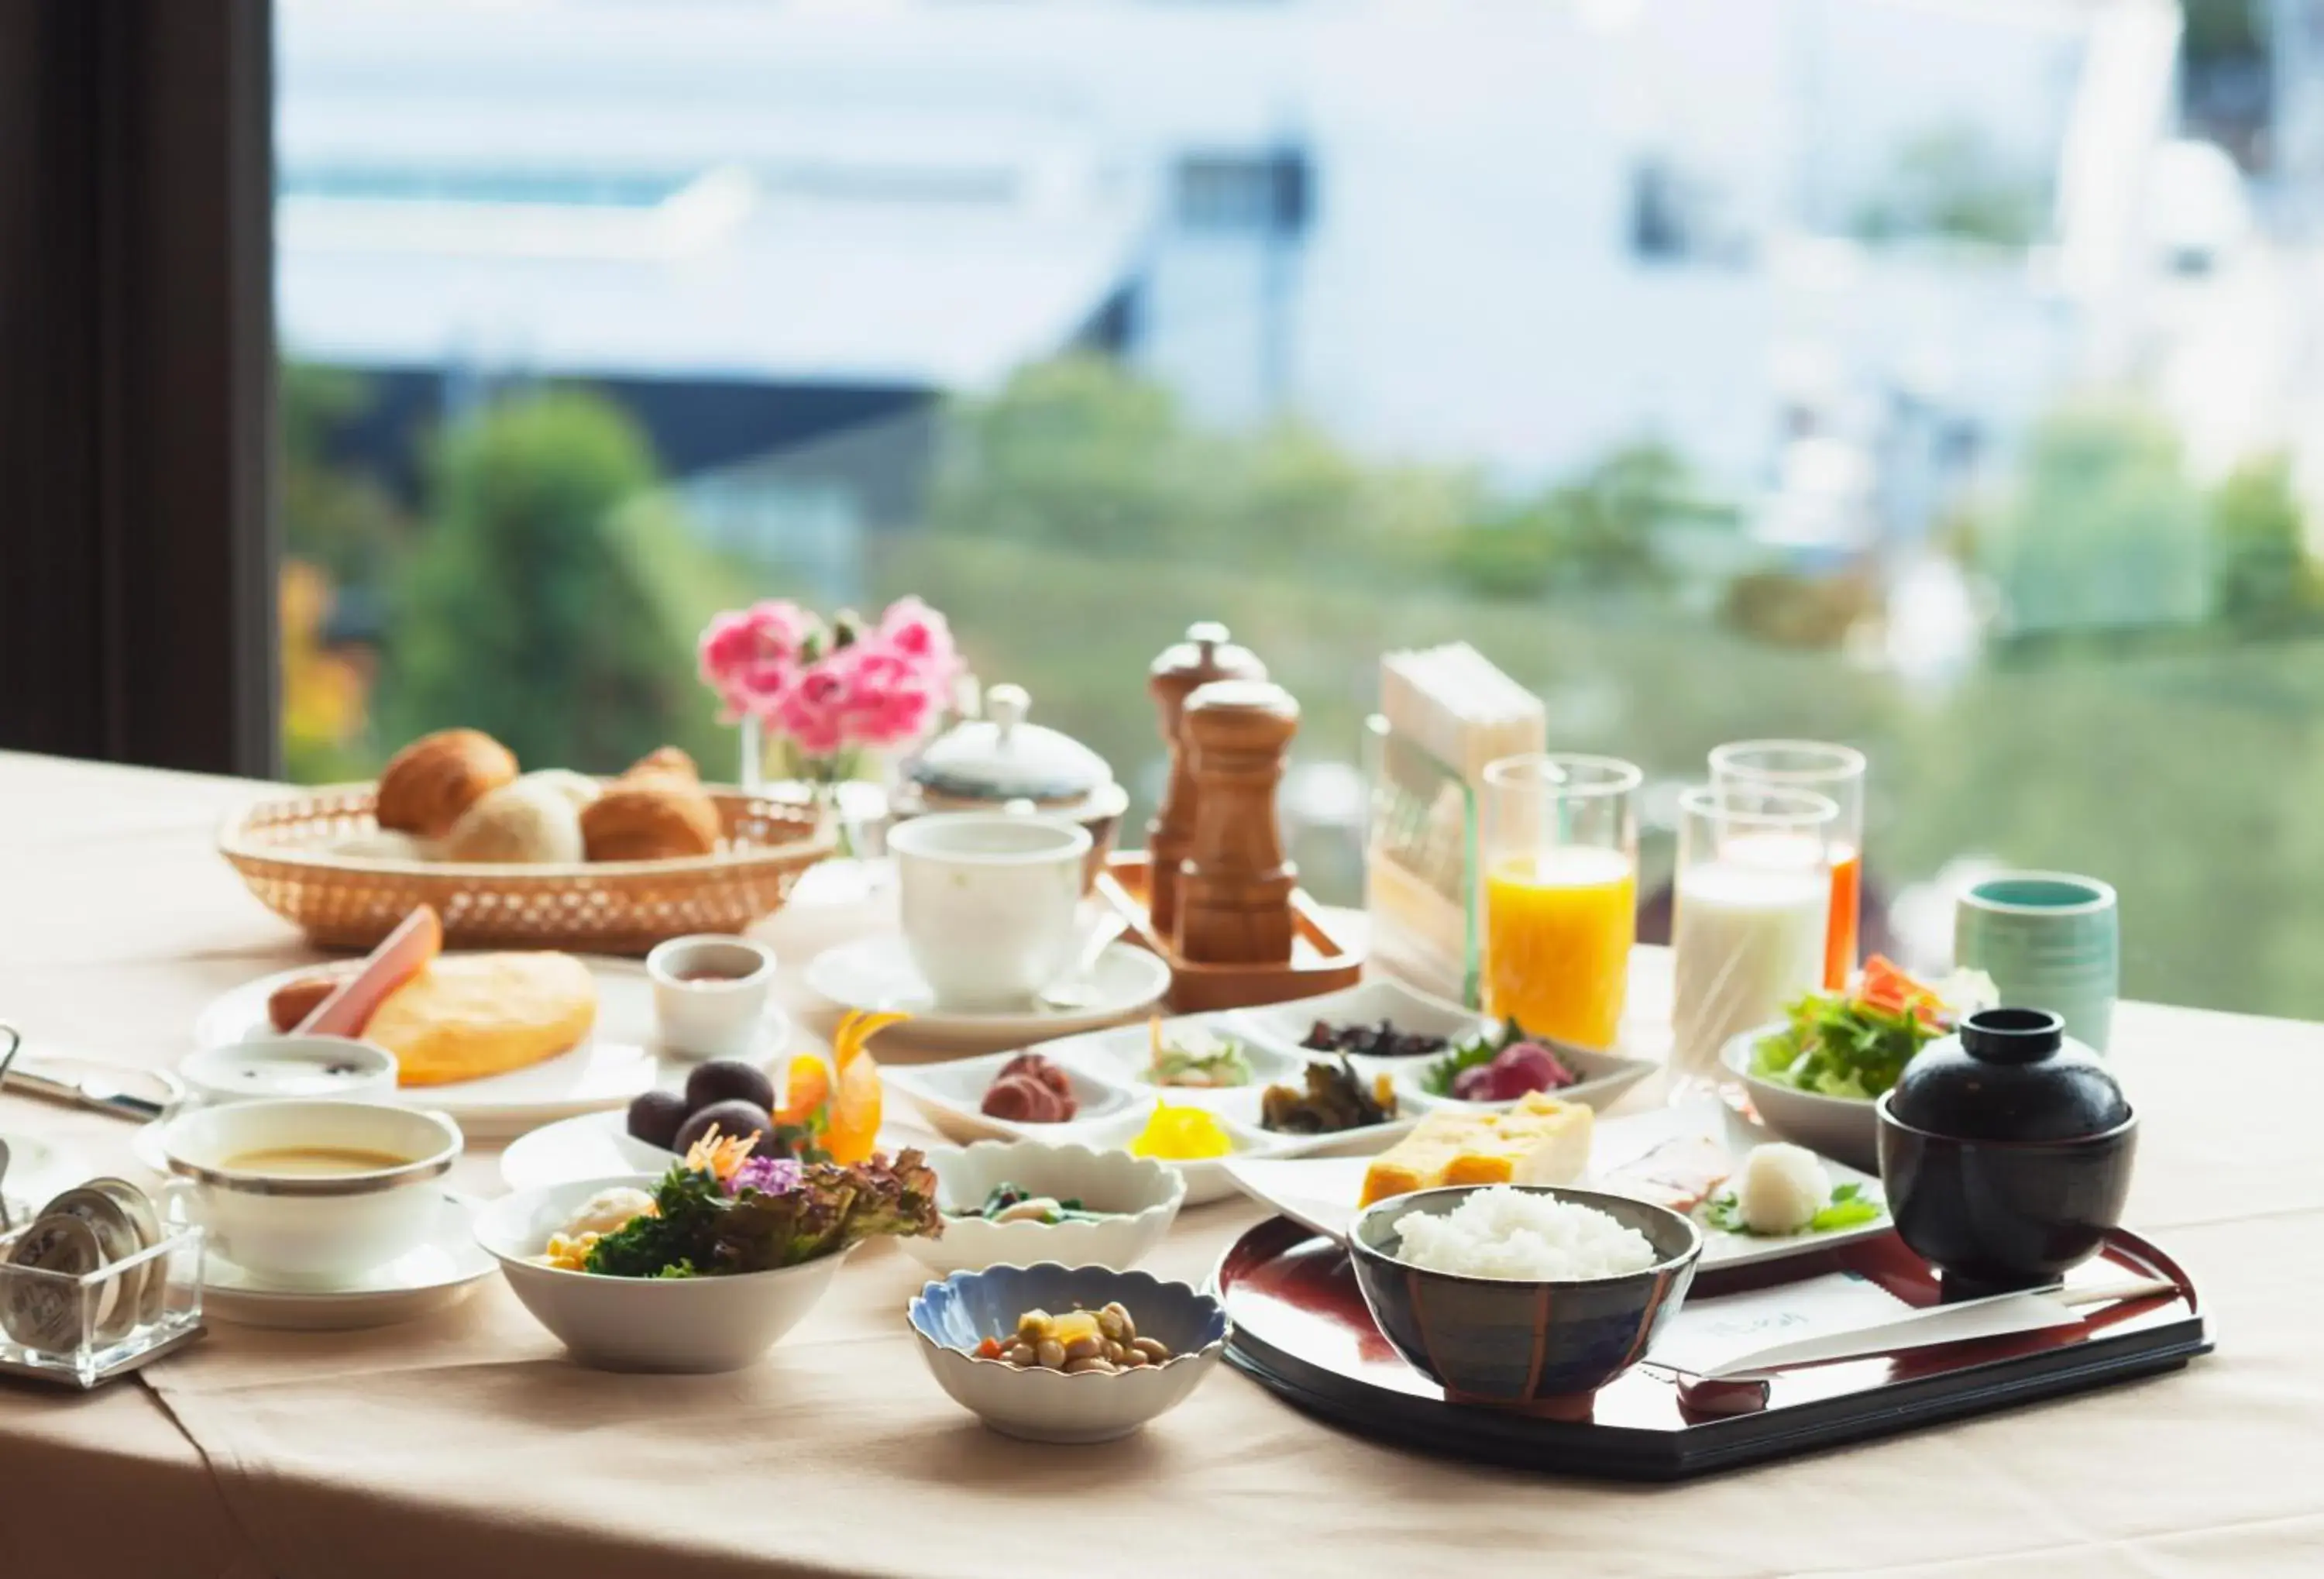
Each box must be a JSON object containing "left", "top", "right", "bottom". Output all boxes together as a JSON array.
[
  {"left": 1042, "top": 1015, "right": 1308, "bottom": 1101},
  {"left": 1232, "top": 978, "right": 1490, "bottom": 1069}
]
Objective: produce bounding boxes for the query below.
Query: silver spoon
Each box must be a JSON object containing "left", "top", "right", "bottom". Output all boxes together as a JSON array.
[{"left": 1039, "top": 913, "right": 1131, "bottom": 1012}]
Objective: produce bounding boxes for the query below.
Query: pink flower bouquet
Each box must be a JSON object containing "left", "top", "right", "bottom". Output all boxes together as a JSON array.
[{"left": 697, "top": 597, "right": 962, "bottom": 787}]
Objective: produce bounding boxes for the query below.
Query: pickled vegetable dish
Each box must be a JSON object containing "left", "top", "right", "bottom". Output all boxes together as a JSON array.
[
  {"left": 1260, "top": 1058, "right": 1396, "bottom": 1135},
  {"left": 1422, "top": 1020, "right": 1580, "bottom": 1103},
  {"left": 1299, "top": 1018, "right": 1447, "bottom": 1059},
  {"left": 948, "top": 1182, "right": 1116, "bottom": 1226},
  {"left": 1143, "top": 1018, "right": 1254, "bottom": 1089}
]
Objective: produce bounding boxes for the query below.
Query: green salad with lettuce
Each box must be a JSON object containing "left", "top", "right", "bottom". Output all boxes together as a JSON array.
[{"left": 1748, "top": 957, "right": 1996, "bottom": 1100}]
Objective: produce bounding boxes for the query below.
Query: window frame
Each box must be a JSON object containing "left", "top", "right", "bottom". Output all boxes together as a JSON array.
[{"left": 0, "top": 0, "right": 277, "bottom": 777}]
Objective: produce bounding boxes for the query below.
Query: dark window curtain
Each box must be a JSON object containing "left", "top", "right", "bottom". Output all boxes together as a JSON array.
[{"left": 0, "top": 0, "right": 277, "bottom": 777}]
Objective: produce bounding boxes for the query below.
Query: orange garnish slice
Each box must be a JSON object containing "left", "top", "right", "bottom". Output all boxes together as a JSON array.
[
  {"left": 823, "top": 1009, "right": 907, "bottom": 1164},
  {"left": 772, "top": 1054, "right": 832, "bottom": 1129}
]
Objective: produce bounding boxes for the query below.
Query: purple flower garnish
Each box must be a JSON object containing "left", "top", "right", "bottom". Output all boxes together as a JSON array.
[{"left": 726, "top": 1157, "right": 804, "bottom": 1198}]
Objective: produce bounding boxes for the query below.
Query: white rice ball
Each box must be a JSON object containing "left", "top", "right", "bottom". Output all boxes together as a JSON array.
[{"left": 1736, "top": 1143, "right": 1829, "bottom": 1235}]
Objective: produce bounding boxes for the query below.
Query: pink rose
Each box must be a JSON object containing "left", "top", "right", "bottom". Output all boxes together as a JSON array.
[
  {"left": 875, "top": 597, "right": 962, "bottom": 688},
  {"left": 840, "top": 642, "right": 940, "bottom": 749},
  {"left": 698, "top": 600, "right": 818, "bottom": 722},
  {"left": 775, "top": 659, "right": 852, "bottom": 757}
]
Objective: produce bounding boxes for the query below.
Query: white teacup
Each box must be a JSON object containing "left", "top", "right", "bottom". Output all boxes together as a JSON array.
[
  {"left": 645, "top": 934, "right": 777, "bottom": 1061},
  {"left": 889, "top": 812, "right": 1092, "bottom": 1011},
  {"left": 160, "top": 1099, "right": 461, "bottom": 1288}
]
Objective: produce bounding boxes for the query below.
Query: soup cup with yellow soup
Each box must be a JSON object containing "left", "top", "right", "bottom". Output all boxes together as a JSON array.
[{"left": 160, "top": 1099, "right": 462, "bottom": 1287}]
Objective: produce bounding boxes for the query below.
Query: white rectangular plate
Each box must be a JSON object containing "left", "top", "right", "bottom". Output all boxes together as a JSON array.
[{"left": 1221, "top": 1100, "right": 1891, "bottom": 1271}]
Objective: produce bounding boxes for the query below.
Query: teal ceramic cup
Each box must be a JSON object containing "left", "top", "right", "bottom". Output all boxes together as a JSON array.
[{"left": 1953, "top": 874, "right": 2119, "bottom": 1053}]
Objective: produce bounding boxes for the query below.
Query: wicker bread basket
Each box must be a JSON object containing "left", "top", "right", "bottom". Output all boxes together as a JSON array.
[{"left": 220, "top": 782, "right": 834, "bottom": 954}]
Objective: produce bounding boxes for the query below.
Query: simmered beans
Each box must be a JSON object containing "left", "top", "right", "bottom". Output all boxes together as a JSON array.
[{"left": 970, "top": 1302, "right": 1174, "bottom": 1374}]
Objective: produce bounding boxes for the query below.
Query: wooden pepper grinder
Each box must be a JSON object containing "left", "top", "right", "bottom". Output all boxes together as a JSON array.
[
  {"left": 1146, "top": 622, "right": 1265, "bottom": 941},
  {"left": 1174, "top": 679, "right": 1300, "bottom": 965}
]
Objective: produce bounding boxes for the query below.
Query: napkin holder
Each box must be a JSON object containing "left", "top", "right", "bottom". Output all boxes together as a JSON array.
[{"left": 1360, "top": 715, "right": 1480, "bottom": 1009}]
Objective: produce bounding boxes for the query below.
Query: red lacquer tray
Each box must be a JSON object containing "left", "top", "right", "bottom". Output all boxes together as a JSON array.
[{"left": 1216, "top": 1220, "right": 2211, "bottom": 1480}]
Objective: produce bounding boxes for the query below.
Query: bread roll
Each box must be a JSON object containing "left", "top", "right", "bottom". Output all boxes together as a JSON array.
[
  {"left": 442, "top": 779, "right": 586, "bottom": 864},
  {"left": 516, "top": 768, "right": 603, "bottom": 814},
  {"left": 580, "top": 778, "right": 721, "bottom": 862},
  {"left": 375, "top": 729, "right": 518, "bottom": 838},
  {"left": 622, "top": 746, "right": 699, "bottom": 783}
]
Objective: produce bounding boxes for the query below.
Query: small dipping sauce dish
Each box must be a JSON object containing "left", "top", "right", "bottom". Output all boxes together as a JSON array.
[
  {"left": 184, "top": 1035, "right": 399, "bottom": 1107},
  {"left": 1877, "top": 1006, "right": 2136, "bottom": 1296},
  {"left": 159, "top": 1099, "right": 461, "bottom": 1286},
  {"left": 645, "top": 934, "right": 776, "bottom": 1061}
]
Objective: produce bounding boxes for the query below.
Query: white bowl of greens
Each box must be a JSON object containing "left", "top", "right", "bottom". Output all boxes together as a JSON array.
[
  {"left": 1728, "top": 964, "right": 1993, "bottom": 1171},
  {"left": 906, "top": 1140, "right": 1187, "bottom": 1278}
]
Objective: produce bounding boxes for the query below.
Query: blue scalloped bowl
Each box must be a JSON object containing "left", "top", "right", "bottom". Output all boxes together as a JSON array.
[{"left": 909, "top": 1263, "right": 1229, "bottom": 1443}]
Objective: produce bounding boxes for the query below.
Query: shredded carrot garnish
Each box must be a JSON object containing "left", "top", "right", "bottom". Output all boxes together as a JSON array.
[{"left": 683, "top": 1124, "right": 763, "bottom": 1182}]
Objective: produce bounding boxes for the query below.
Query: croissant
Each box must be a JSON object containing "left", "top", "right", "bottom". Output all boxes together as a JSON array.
[
  {"left": 622, "top": 746, "right": 699, "bottom": 783},
  {"left": 580, "top": 778, "right": 721, "bottom": 861},
  {"left": 375, "top": 729, "right": 518, "bottom": 838}
]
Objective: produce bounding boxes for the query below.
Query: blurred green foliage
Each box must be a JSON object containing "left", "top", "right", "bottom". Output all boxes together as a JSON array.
[
  {"left": 2210, "top": 453, "right": 2315, "bottom": 631},
  {"left": 1985, "top": 398, "right": 2209, "bottom": 637},
  {"left": 1851, "top": 124, "right": 2049, "bottom": 246},
  {"left": 380, "top": 387, "right": 732, "bottom": 774}
]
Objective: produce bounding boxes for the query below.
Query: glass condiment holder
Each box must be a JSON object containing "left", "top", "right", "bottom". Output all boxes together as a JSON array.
[{"left": 0, "top": 1219, "right": 207, "bottom": 1388}]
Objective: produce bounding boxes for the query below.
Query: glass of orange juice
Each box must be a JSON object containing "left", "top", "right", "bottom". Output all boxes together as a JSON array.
[
  {"left": 1708, "top": 741, "right": 1865, "bottom": 991},
  {"left": 1480, "top": 753, "right": 1642, "bottom": 1050}
]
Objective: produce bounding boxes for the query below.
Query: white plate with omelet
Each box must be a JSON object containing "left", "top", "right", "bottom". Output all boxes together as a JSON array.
[{"left": 191, "top": 955, "right": 790, "bottom": 1137}]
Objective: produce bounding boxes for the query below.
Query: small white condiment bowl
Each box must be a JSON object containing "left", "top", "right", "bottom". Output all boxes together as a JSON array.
[
  {"left": 475, "top": 1174, "right": 845, "bottom": 1373},
  {"left": 181, "top": 1035, "right": 400, "bottom": 1108},
  {"left": 160, "top": 1099, "right": 460, "bottom": 1288},
  {"left": 645, "top": 934, "right": 778, "bottom": 1061},
  {"left": 905, "top": 1140, "right": 1187, "bottom": 1278}
]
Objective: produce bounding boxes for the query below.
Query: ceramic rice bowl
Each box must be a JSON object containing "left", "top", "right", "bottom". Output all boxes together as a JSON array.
[{"left": 1349, "top": 1185, "right": 1701, "bottom": 1404}]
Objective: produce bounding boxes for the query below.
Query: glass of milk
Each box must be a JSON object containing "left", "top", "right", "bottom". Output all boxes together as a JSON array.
[
  {"left": 1709, "top": 741, "right": 1867, "bottom": 994},
  {"left": 1669, "top": 784, "right": 1839, "bottom": 1100}
]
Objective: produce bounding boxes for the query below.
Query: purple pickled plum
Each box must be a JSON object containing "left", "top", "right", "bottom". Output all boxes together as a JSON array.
[
  {"left": 1452, "top": 1064, "right": 1501, "bottom": 1103},
  {"left": 1494, "top": 1042, "right": 1576, "bottom": 1096}
]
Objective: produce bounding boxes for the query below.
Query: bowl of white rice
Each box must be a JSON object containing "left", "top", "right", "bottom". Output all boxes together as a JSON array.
[{"left": 1349, "top": 1185, "right": 1700, "bottom": 1403}]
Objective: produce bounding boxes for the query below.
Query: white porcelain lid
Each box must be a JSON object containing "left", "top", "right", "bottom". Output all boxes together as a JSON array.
[{"left": 909, "top": 684, "right": 1112, "bottom": 804}]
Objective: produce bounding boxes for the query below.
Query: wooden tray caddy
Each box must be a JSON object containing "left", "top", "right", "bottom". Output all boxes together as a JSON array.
[{"left": 1095, "top": 851, "right": 1363, "bottom": 1013}]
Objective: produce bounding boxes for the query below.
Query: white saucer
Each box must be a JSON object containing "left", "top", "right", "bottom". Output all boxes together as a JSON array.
[
  {"left": 0, "top": 1131, "right": 91, "bottom": 1221},
  {"left": 802, "top": 937, "right": 1170, "bottom": 1050},
  {"left": 179, "top": 1192, "right": 498, "bottom": 1331},
  {"left": 500, "top": 1109, "right": 676, "bottom": 1194},
  {"left": 190, "top": 958, "right": 792, "bottom": 1139}
]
